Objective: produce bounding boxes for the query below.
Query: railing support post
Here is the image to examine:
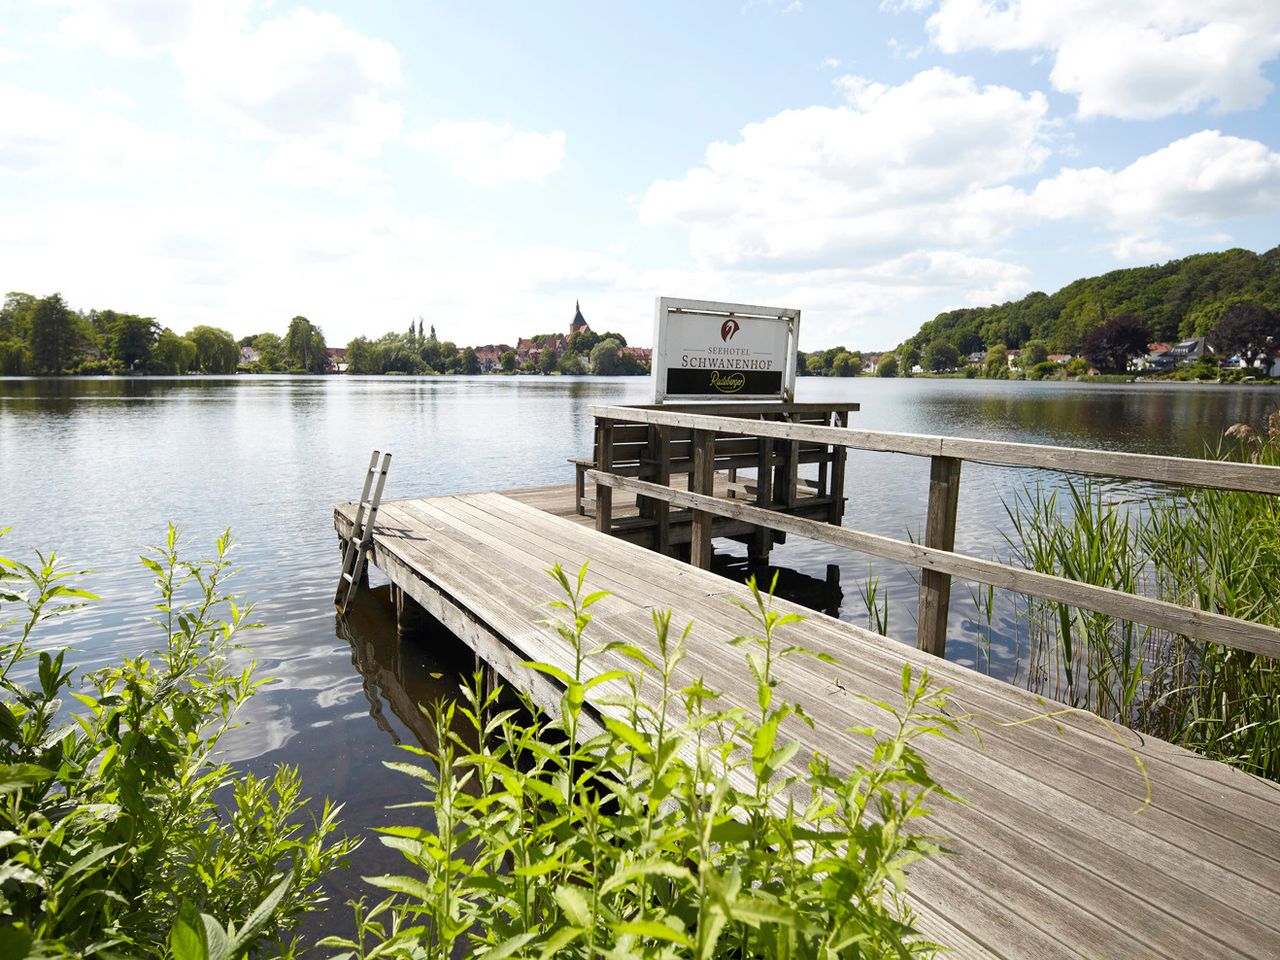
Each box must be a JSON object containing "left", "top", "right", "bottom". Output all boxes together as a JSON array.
[
  {"left": 595, "top": 419, "right": 614, "bottom": 535},
  {"left": 690, "top": 429, "right": 716, "bottom": 569},
  {"left": 917, "top": 455, "right": 962, "bottom": 657}
]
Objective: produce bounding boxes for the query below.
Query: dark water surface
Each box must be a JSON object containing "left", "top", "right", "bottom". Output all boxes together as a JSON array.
[{"left": 3, "top": 374, "right": 1278, "bottom": 924}]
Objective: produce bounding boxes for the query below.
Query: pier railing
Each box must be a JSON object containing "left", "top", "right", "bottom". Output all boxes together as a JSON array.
[{"left": 585, "top": 404, "right": 1280, "bottom": 659}]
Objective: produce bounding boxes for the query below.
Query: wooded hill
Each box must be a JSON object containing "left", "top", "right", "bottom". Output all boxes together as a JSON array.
[{"left": 899, "top": 245, "right": 1280, "bottom": 356}]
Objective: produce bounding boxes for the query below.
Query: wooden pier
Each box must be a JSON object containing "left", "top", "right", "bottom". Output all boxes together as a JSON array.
[{"left": 334, "top": 408, "right": 1280, "bottom": 960}]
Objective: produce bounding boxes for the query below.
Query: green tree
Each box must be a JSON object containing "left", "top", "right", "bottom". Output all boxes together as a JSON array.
[
  {"left": 831, "top": 351, "right": 856, "bottom": 377},
  {"left": 500, "top": 350, "right": 516, "bottom": 373},
  {"left": 0, "top": 337, "right": 29, "bottom": 374},
  {"left": 1212, "top": 301, "right": 1278, "bottom": 368},
  {"left": 876, "top": 354, "right": 898, "bottom": 377},
  {"left": 590, "top": 338, "right": 622, "bottom": 375},
  {"left": 557, "top": 350, "right": 584, "bottom": 375},
  {"left": 29, "top": 293, "right": 78, "bottom": 375},
  {"left": 1080, "top": 313, "right": 1150, "bottom": 373},
  {"left": 188, "top": 325, "right": 239, "bottom": 374},
  {"left": 461, "top": 346, "right": 482, "bottom": 375},
  {"left": 346, "top": 336, "right": 384, "bottom": 374},
  {"left": 597, "top": 330, "right": 628, "bottom": 347},
  {"left": 898, "top": 346, "right": 920, "bottom": 376},
  {"left": 251, "top": 332, "right": 285, "bottom": 371},
  {"left": 284, "top": 316, "right": 328, "bottom": 373},
  {"left": 103, "top": 313, "right": 160, "bottom": 371},
  {"left": 151, "top": 328, "right": 196, "bottom": 374},
  {"left": 538, "top": 346, "right": 558, "bottom": 375},
  {"left": 1021, "top": 339, "right": 1050, "bottom": 367},
  {"left": 923, "top": 340, "right": 960, "bottom": 373},
  {"left": 983, "top": 343, "right": 1009, "bottom": 378},
  {"left": 1, "top": 291, "right": 36, "bottom": 341}
]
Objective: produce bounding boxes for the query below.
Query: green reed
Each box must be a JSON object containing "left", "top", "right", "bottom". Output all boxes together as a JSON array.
[
  {"left": 1003, "top": 413, "right": 1280, "bottom": 780},
  {"left": 330, "top": 566, "right": 957, "bottom": 960}
]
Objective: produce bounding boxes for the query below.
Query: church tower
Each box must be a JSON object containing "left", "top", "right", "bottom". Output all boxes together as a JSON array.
[{"left": 570, "top": 300, "right": 590, "bottom": 335}]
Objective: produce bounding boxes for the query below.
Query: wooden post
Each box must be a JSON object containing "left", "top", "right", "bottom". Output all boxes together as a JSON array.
[
  {"left": 654, "top": 425, "right": 672, "bottom": 555},
  {"left": 751, "top": 437, "right": 774, "bottom": 562},
  {"left": 595, "top": 419, "right": 614, "bottom": 535},
  {"left": 394, "top": 583, "right": 430, "bottom": 643},
  {"left": 829, "top": 410, "right": 848, "bottom": 524},
  {"left": 917, "top": 455, "right": 962, "bottom": 657},
  {"left": 690, "top": 429, "right": 716, "bottom": 569}
]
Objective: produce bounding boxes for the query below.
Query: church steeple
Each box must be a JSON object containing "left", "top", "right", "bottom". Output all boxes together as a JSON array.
[{"left": 570, "top": 299, "right": 589, "bottom": 333}]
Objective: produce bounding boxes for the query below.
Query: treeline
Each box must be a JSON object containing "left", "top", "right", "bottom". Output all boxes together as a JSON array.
[
  {"left": 0, "top": 291, "right": 330, "bottom": 376},
  {"left": 344, "top": 320, "right": 647, "bottom": 376},
  {"left": 897, "top": 245, "right": 1280, "bottom": 362},
  {"left": 795, "top": 347, "right": 867, "bottom": 377}
]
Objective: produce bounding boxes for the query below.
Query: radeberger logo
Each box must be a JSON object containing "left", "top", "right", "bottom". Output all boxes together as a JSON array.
[
  {"left": 720, "top": 318, "right": 740, "bottom": 342},
  {"left": 710, "top": 370, "right": 746, "bottom": 393}
]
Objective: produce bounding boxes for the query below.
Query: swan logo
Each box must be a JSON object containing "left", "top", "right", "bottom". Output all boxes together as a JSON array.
[{"left": 720, "top": 318, "right": 740, "bottom": 342}]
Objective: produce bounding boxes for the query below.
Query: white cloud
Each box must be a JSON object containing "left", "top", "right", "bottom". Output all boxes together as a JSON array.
[
  {"left": 48, "top": 2, "right": 402, "bottom": 155},
  {"left": 48, "top": 0, "right": 250, "bottom": 58},
  {"left": 0, "top": 81, "right": 193, "bottom": 176},
  {"left": 178, "top": 9, "right": 401, "bottom": 152},
  {"left": 410, "top": 121, "right": 566, "bottom": 188},
  {"left": 261, "top": 142, "right": 388, "bottom": 193},
  {"left": 916, "top": 1, "right": 1280, "bottom": 118},
  {"left": 639, "top": 68, "right": 1050, "bottom": 269},
  {"left": 1031, "top": 130, "right": 1280, "bottom": 227}
]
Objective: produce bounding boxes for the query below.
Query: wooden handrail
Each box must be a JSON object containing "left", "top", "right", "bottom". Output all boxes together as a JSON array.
[
  {"left": 588, "top": 469, "right": 1280, "bottom": 659},
  {"left": 588, "top": 405, "right": 1280, "bottom": 496},
  {"left": 586, "top": 403, "right": 1280, "bottom": 658}
]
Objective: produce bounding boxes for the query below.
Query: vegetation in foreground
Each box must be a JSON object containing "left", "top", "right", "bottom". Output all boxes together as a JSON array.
[
  {"left": 323, "top": 570, "right": 953, "bottom": 960},
  {"left": 0, "top": 527, "right": 356, "bottom": 958},
  {"left": 1000, "top": 414, "right": 1280, "bottom": 780},
  {"left": 4, "top": 529, "right": 953, "bottom": 958}
]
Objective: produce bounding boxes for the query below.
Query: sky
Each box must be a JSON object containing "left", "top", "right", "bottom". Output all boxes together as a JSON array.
[{"left": 1, "top": 1, "right": 1278, "bottom": 351}]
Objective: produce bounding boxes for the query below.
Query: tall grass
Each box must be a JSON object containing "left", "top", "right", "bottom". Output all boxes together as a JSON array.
[
  {"left": 326, "top": 567, "right": 957, "bottom": 959},
  {"left": 1003, "top": 412, "right": 1280, "bottom": 780}
]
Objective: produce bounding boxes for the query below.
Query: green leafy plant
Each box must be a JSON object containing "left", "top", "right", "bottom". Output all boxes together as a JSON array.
[
  {"left": 330, "top": 566, "right": 956, "bottom": 959},
  {"left": 0, "top": 526, "right": 357, "bottom": 958}
]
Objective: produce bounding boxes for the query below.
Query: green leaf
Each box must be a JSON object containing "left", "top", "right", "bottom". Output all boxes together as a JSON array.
[
  {"left": 480, "top": 932, "right": 537, "bottom": 960},
  {"left": 600, "top": 859, "right": 693, "bottom": 895},
  {"left": 225, "top": 874, "right": 291, "bottom": 956},
  {"left": 0, "top": 764, "right": 54, "bottom": 795},
  {"left": 553, "top": 884, "right": 592, "bottom": 928},
  {"left": 523, "top": 661, "right": 573, "bottom": 686},
  {"left": 363, "top": 874, "right": 433, "bottom": 901},
  {"left": 602, "top": 717, "right": 650, "bottom": 756},
  {"left": 729, "top": 895, "right": 797, "bottom": 928},
  {"left": 0, "top": 926, "right": 33, "bottom": 960},
  {"left": 169, "top": 903, "right": 209, "bottom": 960},
  {"left": 535, "top": 927, "right": 583, "bottom": 960},
  {"left": 614, "top": 919, "right": 693, "bottom": 946}
]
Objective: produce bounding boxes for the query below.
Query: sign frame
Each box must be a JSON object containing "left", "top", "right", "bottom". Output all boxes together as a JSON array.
[{"left": 651, "top": 297, "right": 800, "bottom": 403}]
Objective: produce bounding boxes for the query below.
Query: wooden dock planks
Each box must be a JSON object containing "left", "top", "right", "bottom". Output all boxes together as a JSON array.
[{"left": 334, "top": 490, "right": 1280, "bottom": 960}]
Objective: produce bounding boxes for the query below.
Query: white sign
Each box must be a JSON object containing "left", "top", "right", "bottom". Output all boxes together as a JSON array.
[{"left": 652, "top": 297, "right": 800, "bottom": 403}]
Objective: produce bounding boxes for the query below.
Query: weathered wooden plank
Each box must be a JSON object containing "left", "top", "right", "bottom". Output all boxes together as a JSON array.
[
  {"left": 334, "top": 492, "right": 1280, "bottom": 960},
  {"left": 587, "top": 405, "right": 1280, "bottom": 495},
  {"left": 589, "top": 472, "right": 1280, "bottom": 659},
  {"left": 917, "top": 456, "right": 962, "bottom": 657},
  {"left": 690, "top": 430, "right": 716, "bottom": 569},
  {"left": 595, "top": 420, "right": 614, "bottom": 534}
]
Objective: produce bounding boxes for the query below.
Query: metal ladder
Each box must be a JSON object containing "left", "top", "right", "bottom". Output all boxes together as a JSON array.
[{"left": 335, "top": 450, "right": 391, "bottom": 614}]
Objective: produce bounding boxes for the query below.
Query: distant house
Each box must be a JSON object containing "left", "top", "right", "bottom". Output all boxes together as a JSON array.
[
  {"left": 474, "top": 343, "right": 514, "bottom": 372},
  {"left": 1005, "top": 349, "right": 1021, "bottom": 370},
  {"left": 966, "top": 351, "right": 985, "bottom": 366},
  {"left": 1138, "top": 342, "right": 1175, "bottom": 371},
  {"left": 1268, "top": 350, "right": 1280, "bottom": 378},
  {"left": 621, "top": 346, "right": 652, "bottom": 365},
  {"left": 325, "top": 347, "right": 348, "bottom": 373},
  {"left": 1169, "top": 338, "right": 1214, "bottom": 363},
  {"left": 1047, "top": 354, "right": 1073, "bottom": 364},
  {"left": 862, "top": 353, "right": 882, "bottom": 374},
  {"left": 239, "top": 346, "right": 260, "bottom": 365}
]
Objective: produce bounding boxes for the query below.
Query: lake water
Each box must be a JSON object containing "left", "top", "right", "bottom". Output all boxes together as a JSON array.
[{"left": 3, "top": 374, "right": 1278, "bottom": 924}]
